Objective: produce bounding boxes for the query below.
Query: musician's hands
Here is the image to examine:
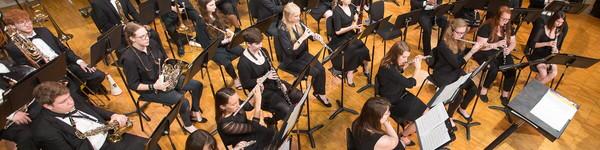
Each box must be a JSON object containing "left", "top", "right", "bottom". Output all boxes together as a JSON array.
[
  {"left": 110, "top": 114, "right": 128, "bottom": 127},
  {"left": 426, "top": 0, "right": 436, "bottom": 5},
  {"left": 12, "top": 111, "right": 31, "bottom": 125},
  {"left": 312, "top": 33, "right": 323, "bottom": 42},
  {"left": 253, "top": 83, "right": 263, "bottom": 104},
  {"left": 547, "top": 41, "right": 557, "bottom": 47},
  {"left": 233, "top": 141, "right": 256, "bottom": 150},
  {"left": 413, "top": 55, "right": 423, "bottom": 69},
  {"left": 503, "top": 47, "right": 512, "bottom": 55},
  {"left": 552, "top": 47, "right": 559, "bottom": 54},
  {"left": 171, "top": 6, "right": 184, "bottom": 12},
  {"left": 153, "top": 75, "right": 169, "bottom": 91},
  {"left": 266, "top": 70, "right": 279, "bottom": 80},
  {"left": 78, "top": 62, "right": 96, "bottom": 73}
]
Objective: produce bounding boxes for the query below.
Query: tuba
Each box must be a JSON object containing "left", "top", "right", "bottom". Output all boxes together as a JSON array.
[
  {"left": 3, "top": 26, "right": 48, "bottom": 68},
  {"left": 75, "top": 120, "right": 133, "bottom": 143},
  {"left": 159, "top": 59, "right": 190, "bottom": 91}
]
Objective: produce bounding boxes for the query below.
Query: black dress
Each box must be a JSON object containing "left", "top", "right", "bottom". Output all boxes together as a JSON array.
[
  {"left": 472, "top": 23, "right": 517, "bottom": 92},
  {"left": 375, "top": 65, "right": 427, "bottom": 121},
  {"left": 309, "top": 0, "right": 332, "bottom": 19},
  {"left": 217, "top": 105, "right": 276, "bottom": 149},
  {"left": 274, "top": 22, "right": 327, "bottom": 95},
  {"left": 528, "top": 26, "right": 557, "bottom": 72},
  {"left": 237, "top": 48, "right": 303, "bottom": 121},
  {"left": 195, "top": 16, "right": 243, "bottom": 79},
  {"left": 330, "top": 5, "right": 371, "bottom": 72},
  {"left": 432, "top": 41, "right": 478, "bottom": 113},
  {"left": 351, "top": 122, "right": 404, "bottom": 150}
]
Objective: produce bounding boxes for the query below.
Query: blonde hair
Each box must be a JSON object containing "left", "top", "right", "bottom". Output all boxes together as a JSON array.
[
  {"left": 443, "top": 18, "right": 468, "bottom": 54},
  {"left": 282, "top": 3, "right": 304, "bottom": 42}
]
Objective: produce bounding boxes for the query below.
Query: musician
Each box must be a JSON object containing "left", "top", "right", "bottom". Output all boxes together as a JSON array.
[
  {"left": 250, "top": 0, "right": 282, "bottom": 21},
  {"left": 120, "top": 23, "right": 206, "bottom": 133},
  {"left": 2, "top": 9, "right": 108, "bottom": 95},
  {"left": 31, "top": 81, "right": 146, "bottom": 150},
  {"left": 527, "top": 12, "right": 566, "bottom": 83},
  {"left": 275, "top": 3, "right": 331, "bottom": 107},
  {"left": 156, "top": 0, "right": 200, "bottom": 56},
  {"left": 90, "top": 0, "right": 162, "bottom": 55},
  {"left": 309, "top": 0, "right": 333, "bottom": 20},
  {"left": 432, "top": 18, "right": 478, "bottom": 119},
  {"left": 410, "top": 0, "right": 448, "bottom": 56},
  {"left": 237, "top": 28, "right": 303, "bottom": 122},
  {"left": 375, "top": 41, "right": 426, "bottom": 147},
  {"left": 196, "top": 0, "right": 244, "bottom": 89},
  {"left": 214, "top": 87, "right": 276, "bottom": 149},
  {"left": 214, "top": 0, "right": 242, "bottom": 32},
  {"left": 330, "top": 0, "right": 371, "bottom": 87},
  {"left": 351, "top": 97, "right": 406, "bottom": 149},
  {"left": 470, "top": 6, "right": 517, "bottom": 104},
  {"left": 185, "top": 129, "right": 216, "bottom": 150}
]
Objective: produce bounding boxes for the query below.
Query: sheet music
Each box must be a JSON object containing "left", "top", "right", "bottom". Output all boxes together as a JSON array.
[
  {"left": 431, "top": 73, "right": 472, "bottom": 107},
  {"left": 416, "top": 105, "right": 450, "bottom": 150},
  {"left": 281, "top": 85, "right": 311, "bottom": 139},
  {"left": 530, "top": 90, "right": 577, "bottom": 131}
]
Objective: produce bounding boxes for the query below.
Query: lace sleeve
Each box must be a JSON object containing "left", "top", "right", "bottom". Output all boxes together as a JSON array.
[{"left": 221, "top": 120, "right": 257, "bottom": 135}]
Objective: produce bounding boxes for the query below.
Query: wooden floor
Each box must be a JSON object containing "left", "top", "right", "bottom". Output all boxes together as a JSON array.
[{"left": 2, "top": 0, "right": 600, "bottom": 149}]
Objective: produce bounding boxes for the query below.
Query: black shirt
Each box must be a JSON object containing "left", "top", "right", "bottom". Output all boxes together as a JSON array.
[
  {"left": 477, "top": 23, "right": 516, "bottom": 44},
  {"left": 120, "top": 40, "right": 167, "bottom": 92},
  {"left": 432, "top": 41, "right": 468, "bottom": 86},
  {"left": 376, "top": 65, "right": 416, "bottom": 97}
]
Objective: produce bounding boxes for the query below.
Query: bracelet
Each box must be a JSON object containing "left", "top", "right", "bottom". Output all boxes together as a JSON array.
[{"left": 149, "top": 84, "right": 154, "bottom": 91}]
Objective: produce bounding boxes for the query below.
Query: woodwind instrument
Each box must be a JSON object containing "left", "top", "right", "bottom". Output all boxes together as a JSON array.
[
  {"left": 264, "top": 50, "right": 292, "bottom": 105},
  {"left": 552, "top": 27, "right": 560, "bottom": 54},
  {"left": 456, "top": 38, "right": 477, "bottom": 45},
  {"left": 299, "top": 22, "right": 334, "bottom": 52},
  {"left": 233, "top": 72, "right": 270, "bottom": 116},
  {"left": 205, "top": 23, "right": 234, "bottom": 39},
  {"left": 501, "top": 24, "right": 510, "bottom": 65},
  {"left": 405, "top": 55, "right": 432, "bottom": 65}
]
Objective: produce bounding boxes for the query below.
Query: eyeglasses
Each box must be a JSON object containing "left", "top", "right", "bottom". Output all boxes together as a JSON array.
[
  {"left": 453, "top": 29, "right": 465, "bottom": 35},
  {"left": 134, "top": 33, "right": 150, "bottom": 39},
  {"left": 14, "top": 20, "right": 32, "bottom": 26}
]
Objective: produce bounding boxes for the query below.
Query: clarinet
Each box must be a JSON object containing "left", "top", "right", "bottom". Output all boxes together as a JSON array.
[
  {"left": 263, "top": 50, "right": 293, "bottom": 105},
  {"left": 502, "top": 24, "right": 510, "bottom": 65},
  {"left": 553, "top": 27, "right": 561, "bottom": 54}
]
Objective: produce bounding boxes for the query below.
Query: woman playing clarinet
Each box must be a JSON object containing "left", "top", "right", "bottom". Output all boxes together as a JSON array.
[{"left": 527, "top": 12, "right": 566, "bottom": 83}]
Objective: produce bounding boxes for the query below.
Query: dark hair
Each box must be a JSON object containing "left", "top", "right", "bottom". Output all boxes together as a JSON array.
[
  {"left": 484, "top": 5, "right": 512, "bottom": 43},
  {"left": 352, "top": 97, "right": 391, "bottom": 136},
  {"left": 380, "top": 41, "right": 410, "bottom": 69},
  {"left": 2, "top": 9, "right": 30, "bottom": 25},
  {"left": 197, "top": 0, "right": 229, "bottom": 39},
  {"left": 214, "top": 87, "right": 236, "bottom": 122},
  {"left": 185, "top": 129, "right": 217, "bottom": 150},
  {"left": 123, "top": 22, "right": 145, "bottom": 45},
  {"left": 243, "top": 28, "right": 263, "bottom": 44},
  {"left": 33, "top": 81, "right": 70, "bottom": 105},
  {"left": 547, "top": 11, "right": 566, "bottom": 32}
]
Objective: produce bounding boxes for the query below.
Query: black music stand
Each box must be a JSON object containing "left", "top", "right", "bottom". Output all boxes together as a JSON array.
[
  {"left": 546, "top": 53, "right": 599, "bottom": 91},
  {"left": 356, "top": 15, "right": 389, "bottom": 93},
  {"left": 90, "top": 24, "right": 122, "bottom": 67},
  {"left": 394, "top": 10, "right": 422, "bottom": 42},
  {"left": 228, "top": 14, "right": 279, "bottom": 49},
  {"left": 544, "top": 1, "right": 588, "bottom": 14},
  {"left": 288, "top": 50, "right": 323, "bottom": 148},
  {"left": 273, "top": 84, "right": 312, "bottom": 149},
  {"left": 156, "top": 0, "right": 171, "bottom": 16},
  {"left": 144, "top": 100, "right": 184, "bottom": 150},
  {"left": 451, "top": 0, "right": 489, "bottom": 14},
  {"left": 486, "top": 81, "right": 579, "bottom": 149},
  {"left": 511, "top": 8, "right": 543, "bottom": 33},
  {"left": 139, "top": 1, "right": 158, "bottom": 25},
  {"left": 324, "top": 38, "right": 359, "bottom": 120},
  {"left": 193, "top": 40, "right": 217, "bottom": 96}
]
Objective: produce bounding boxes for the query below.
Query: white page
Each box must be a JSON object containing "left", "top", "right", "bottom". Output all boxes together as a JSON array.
[
  {"left": 431, "top": 73, "right": 471, "bottom": 107},
  {"left": 421, "top": 123, "right": 451, "bottom": 150},
  {"left": 416, "top": 105, "right": 449, "bottom": 138},
  {"left": 530, "top": 90, "right": 577, "bottom": 131}
]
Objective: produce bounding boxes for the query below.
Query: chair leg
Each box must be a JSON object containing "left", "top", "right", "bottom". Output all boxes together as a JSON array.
[
  {"left": 219, "top": 65, "right": 227, "bottom": 86},
  {"left": 416, "top": 77, "right": 429, "bottom": 97},
  {"left": 136, "top": 100, "right": 145, "bottom": 132}
]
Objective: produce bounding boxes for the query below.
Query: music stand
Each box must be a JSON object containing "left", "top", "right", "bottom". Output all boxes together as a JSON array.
[
  {"left": 90, "top": 24, "right": 123, "bottom": 67},
  {"left": 511, "top": 8, "right": 543, "bottom": 33},
  {"left": 394, "top": 10, "right": 422, "bottom": 42},
  {"left": 199, "top": 40, "right": 223, "bottom": 95},
  {"left": 356, "top": 15, "right": 390, "bottom": 93},
  {"left": 433, "top": 3, "right": 453, "bottom": 17},
  {"left": 451, "top": 0, "right": 489, "bottom": 14},
  {"left": 228, "top": 14, "right": 278, "bottom": 49},
  {"left": 138, "top": 1, "right": 157, "bottom": 25},
  {"left": 273, "top": 84, "right": 312, "bottom": 149},
  {"left": 546, "top": 53, "right": 599, "bottom": 91},
  {"left": 156, "top": 0, "right": 171, "bottom": 16},
  {"left": 145, "top": 100, "right": 184, "bottom": 150},
  {"left": 288, "top": 50, "right": 323, "bottom": 148},
  {"left": 486, "top": 81, "right": 579, "bottom": 149},
  {"left": 325, "top": 37, "right": 359, "bottom": 120}
]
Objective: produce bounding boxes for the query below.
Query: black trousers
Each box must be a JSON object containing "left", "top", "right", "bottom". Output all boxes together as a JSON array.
[
  {"left": 473, "top": 50, "right": 517, "bottom": 92},
  {"left": 213, "top": 46, "right": 244, "bottom": 79},
  {"left": 445, "top": 79, "right": 478, "bottom": 117},
  {"left": 417, "top": 13, "right": 448, "bottom": 55},
  {"left": 0, "top": 124, "right": 37, "bottom": 150},
  {"left": 282, "top": 54, "right": 327, "bottom": 95},
  {"left": 139, "top": 79, "right": 204, "bottom": 126},
  {"left": 67, "top": 63, "right": 106, "bottom": 93},
  {"left": 100, "top": 133, "right": 147, "bottom": 150}
]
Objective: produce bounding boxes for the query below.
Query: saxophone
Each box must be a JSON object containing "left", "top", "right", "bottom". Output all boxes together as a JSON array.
[
  {"left": 3, "top": 26, "right": 48, "bottom": 68},
  {"left": 159, "top": 59, "right": 190, "bottom": 91},
  {"left": 74, "top": 120, "right": 133, "bottom": 143}
]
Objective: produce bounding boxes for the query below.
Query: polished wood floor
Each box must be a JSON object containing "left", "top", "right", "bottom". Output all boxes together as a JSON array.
[{"left": 2, "top": 0, "right": 600, "bottom": 149}]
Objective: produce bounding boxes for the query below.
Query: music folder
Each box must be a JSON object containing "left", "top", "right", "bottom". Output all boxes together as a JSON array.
[
  {"left": 274, "top": 84, "right": 312, "bottom": 148},
  {"left": 415, "top": 104, "right": 452, "bottom": 150}
]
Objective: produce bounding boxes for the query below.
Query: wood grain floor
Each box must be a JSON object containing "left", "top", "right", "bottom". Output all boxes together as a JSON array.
[{"left": 2, "top": 0, "right": 600, "bottom": 149}]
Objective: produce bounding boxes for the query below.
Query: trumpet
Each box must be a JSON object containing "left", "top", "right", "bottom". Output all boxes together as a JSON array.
[{"left": 299, "top": 23, "right": 334, "bottom": 52}]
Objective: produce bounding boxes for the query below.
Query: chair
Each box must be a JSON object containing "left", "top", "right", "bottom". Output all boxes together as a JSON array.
[{"left": 416, "top": 55, "right": 437, "bottom": 97}]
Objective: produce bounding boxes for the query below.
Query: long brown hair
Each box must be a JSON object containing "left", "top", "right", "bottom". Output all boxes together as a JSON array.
[
  {"left": 380, "top": 41, "right": 410, "bottom": 69},
  {"left": 483, "top": 5, "right": 512, "bottom": 43},
  {"left": 214, "top": 87, "right": 236, "bottom": 122},
  {"left": 282, "top": 3, "right": 304, "bottom": 42},
  {"left": 185, "top": 129, "right": 217, "bottom": 150},
  {"left": 443, "top": 18, "right": 468, "bottom": 54},
  {"left": 352, "top": 97, "right": 391, "bottom": 135},
  {"left": 124, "top": 22, "right": 145, "bottom": 45},
  {"left": 547, "top": 11, "right": 566, "bottom": 35},
  {"left": 197, "top": 0, "right": 229, "bottom": 39}
]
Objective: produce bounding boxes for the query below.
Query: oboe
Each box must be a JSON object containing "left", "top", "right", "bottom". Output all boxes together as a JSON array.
[{"left": 502, "top": 24, "right": 510, "bottom": 65}]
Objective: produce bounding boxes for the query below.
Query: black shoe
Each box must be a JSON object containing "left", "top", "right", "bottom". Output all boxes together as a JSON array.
[
  {"left": 480, "top": 94, "right": 489, "bottom": 102},
  {"left": 363, "top": 72, "right": 371, "bottom": 78},
  {"left": 313, "top": 93, "right": 332, "bottom": 107},
  {"left": 178, "top": 47, "right": 185, "bottom": 57},
  {"left": 191, "top": 116, "right": 208, "bottom": 123},
  {"left": 264, "top": 117, "right": 277, "bottom": 126},
  {"left": 500, "top": 96, "right": 509, "bottom": 106},
  {"left": 405, "top": 140, "right": 416, "bottom": 147},
  {"left": 457, "top": 109, "right": 472, "bottom": 121}
]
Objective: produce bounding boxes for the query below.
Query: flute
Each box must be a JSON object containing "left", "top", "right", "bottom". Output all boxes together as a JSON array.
[
  {"left": 233, "top": 73, "right": 270, "bottom": 116},
  {"left": 456, "top": 38, "right": 477, "bottom": 45},
  {"left": 206, "top": 23, "right": 234, "bottom": 38},
  {"left": 299, "top": 23, "right": 334, "bottom": 52},
  {"left": 405, "top": 55, "right": 432, "bottom": 65}
]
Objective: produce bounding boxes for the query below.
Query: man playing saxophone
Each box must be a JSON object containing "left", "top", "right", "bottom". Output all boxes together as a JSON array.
[
  {"left": 31, "top": 81, "right": 146, "bottom": 150},
  {"left": 2, "top": 9, "right": 109, "bottom": 95}
]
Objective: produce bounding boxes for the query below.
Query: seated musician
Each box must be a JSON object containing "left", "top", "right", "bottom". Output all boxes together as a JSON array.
[
  {"left": 351, "top": 97, "right": 404, "bottom": 149},
  {"left": 156, "top": 0, "right": 200, "bottom": 56},
  {"left": 2, "top": 9, "right": 108, "bottom": 95},
  {"left": 410, "top": 0, "right": 448, "bottom": 56},
  {"left": 375, "top": 41, "right": 427, "bottom": 147},
  {"left": 31, "top": 81, "right": 146, "bottom": 150},
  {"left": 527, "top": 12, "right": 566, "bottom": 83},
  {"left": 214, "top": 87, "right": 276, "bottom": 149},
  {"left": 309, "top": 0, "right": 333, "bottom": 20},
  {"left": 120, "top": 22, "right": 206, "bottom": 133},
  {"left": 237, "top": 28, "right": 303, "bottom": 123}
]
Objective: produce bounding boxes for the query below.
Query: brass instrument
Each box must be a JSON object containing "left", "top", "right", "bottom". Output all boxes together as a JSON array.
[
  {"left": 174, "top": 2, "right": 193, "bottom": 34},
  {"left": 115, "top": 0, "right": 129, "bottom": 24},
  {"left": 39, "top": 2, "right": 73, "bottom": 42},
  {"left": 159, "top": 59, "right": 190, "bottom": 91},
  {"left": 3, "top": 100, "right": 34, "bottom": 129},
  {"left": 4, "top": 26, "right": 48, "bottom": 68},
  {"left": 74, "top": 120, "right": 133, "bottom": 143},
  {"left": 299, "top": 23, "right": 334, "bottom": 52},
  {"left": 28, "top": 1, "right": 47, "bottom": 24}
]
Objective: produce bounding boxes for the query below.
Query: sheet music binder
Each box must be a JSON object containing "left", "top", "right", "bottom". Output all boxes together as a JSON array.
[{"left": 416, "top": 104, "right": 452, "bottom": 150}]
